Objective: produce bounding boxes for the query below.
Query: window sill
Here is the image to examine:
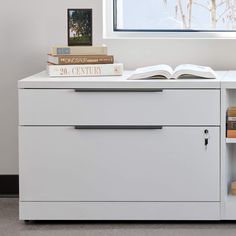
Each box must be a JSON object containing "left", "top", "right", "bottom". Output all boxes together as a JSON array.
[{"left": 103, "top": 31, "right": 236, "bottom": 40}]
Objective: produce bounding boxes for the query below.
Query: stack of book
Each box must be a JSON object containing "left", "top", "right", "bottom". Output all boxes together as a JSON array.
[
  {"left": 231, "top": 181, "right": 236, "bottom": 195},
  {"left": 47, "top": 45, "right": 123, "bottom": 77},
  {"left": 227, "top": 107, "right": 236, "bottom": 138}
]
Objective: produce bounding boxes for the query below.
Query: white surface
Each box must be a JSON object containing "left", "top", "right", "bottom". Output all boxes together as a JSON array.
[
  {"left": 19, "top": 126, "right": 219, "bottom": 202},
  {"left": 222, "top": 196, "right": 236, "bottom": 219},
  {"left": 19, "top": 88, "right": 220, "bottom": 126},
  {"left": 18, "top": 71, "right": 225, "bottom": 89},
  {"left": 221, "top": 71, "right": 236, "bottom": 88},
  {"left": 19, "top": 202, "right": 220, "bottom": 220},
  {"left": 221, "top": 87, "right": 228, "bottom": 220},
  {"left": 105, "top": 39, "right": 236, "bottom": 71}
]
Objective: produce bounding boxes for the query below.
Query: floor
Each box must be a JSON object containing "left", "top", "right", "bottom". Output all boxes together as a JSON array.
[{"left": 1, "top": 198, "right": 236, "bottom": 236}]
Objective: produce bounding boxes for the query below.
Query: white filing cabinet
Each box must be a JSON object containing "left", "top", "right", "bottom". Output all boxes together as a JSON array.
[{"left": 18, "top": 71, "right": 225, "bottom": 220}]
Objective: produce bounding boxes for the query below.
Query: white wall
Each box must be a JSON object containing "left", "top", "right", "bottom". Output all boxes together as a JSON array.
[
  {"left": 0, "top": 0, "right": 102, "bottom": 174},
  {"left": 106, "top": 38, "right": 236, "bottom": 70},
  {"left": 1, "top": 0, "right": 236, "bottom": 174}
]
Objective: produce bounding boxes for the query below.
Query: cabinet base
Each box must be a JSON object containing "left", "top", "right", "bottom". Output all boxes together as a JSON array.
[{"left": 20, "top": 202, "right": 220, "bottom": 221}]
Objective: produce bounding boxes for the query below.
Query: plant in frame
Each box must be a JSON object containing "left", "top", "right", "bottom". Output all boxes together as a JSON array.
[{"left": 68, "top": 9, "right": 92, "bottom": 46}]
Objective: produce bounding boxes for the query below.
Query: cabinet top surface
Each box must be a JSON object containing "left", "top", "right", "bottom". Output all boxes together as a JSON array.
[
  {"left": 220, "top": 71, "right": 236, "bottom": 89},
  {"left": 18, "top": 70, "right": 229, "bottom": 89}
]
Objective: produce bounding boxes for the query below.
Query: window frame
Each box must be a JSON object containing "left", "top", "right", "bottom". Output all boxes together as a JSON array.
[{"left": 103, "top": 0, "right": 236, "bottom": 39}]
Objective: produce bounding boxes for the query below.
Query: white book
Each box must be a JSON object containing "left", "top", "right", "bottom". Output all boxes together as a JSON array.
[
  {"left": 228, "top": 117, "right": 236, "bottom": 122},
  {"left": 51, "top": 45, "right": 107, "bottom": 55},
  {"left": 127, "top": 64, "right": 217, "bottom": 80},
  {"left": 47, "top": 63, "right": 123, "bottom": 77}
]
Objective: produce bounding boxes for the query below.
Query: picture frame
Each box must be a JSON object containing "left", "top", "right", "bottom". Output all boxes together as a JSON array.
[{"left": 68, "top": 9, "right": 93, "bottom": 46}]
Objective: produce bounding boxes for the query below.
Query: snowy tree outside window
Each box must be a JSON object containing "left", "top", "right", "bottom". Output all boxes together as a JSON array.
[{"left": 115, "top": 0, "right": 236, "bottom": 31}]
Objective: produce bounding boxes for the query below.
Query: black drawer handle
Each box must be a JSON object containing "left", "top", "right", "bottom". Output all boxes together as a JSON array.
[
  {"left": 74, "top": 88, "right": 163, "bottom": 92},
  {"left": 74, "top": 125, "right": 163, "bottom": 130}
]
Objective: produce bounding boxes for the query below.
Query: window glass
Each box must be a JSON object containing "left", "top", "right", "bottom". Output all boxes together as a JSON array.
[{"left": 115, "top": 0, "right": 236, "bottom": 31}]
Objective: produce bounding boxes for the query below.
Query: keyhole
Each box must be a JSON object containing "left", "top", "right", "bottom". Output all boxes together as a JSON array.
[{"left": 204, "top": 129, "right": 209, "bottom": 147}]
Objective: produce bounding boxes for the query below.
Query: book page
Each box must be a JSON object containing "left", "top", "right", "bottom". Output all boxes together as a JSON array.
[
  {"left": 173, "top": 64, "right": 217, "bottom": 79},
  {"left": 127, "top": 64, "right": 173, "bottom": 80}
]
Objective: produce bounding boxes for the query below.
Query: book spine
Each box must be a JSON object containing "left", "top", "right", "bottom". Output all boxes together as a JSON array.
[
  {"left": 227, "top": 130, "right": 236, "bottom": 138},
  {"left": 47, "top": 64, "right": 123, "bottom": 77},
  {"left": 227, "top": 107, "right": 236, "bottom": 116},
  {"left": 228, "top": 117, "right": 236, "bottom": 121},
  {"left": 57, "top": 55, "right": 114, "bottom": 65},
  {"left": 228, "top": 111, "right": 236, "bottom": 116},
  {"left": 227, "top": 121, "right": 236, "bottom": 130},
  {"left": 51, "top": 46, "right": 107, "bottom": 55}
]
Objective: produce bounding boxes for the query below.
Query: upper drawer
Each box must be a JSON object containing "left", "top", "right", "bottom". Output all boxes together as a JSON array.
[{"left": 19, "top": 89, "right": 220, "bottom": 125}]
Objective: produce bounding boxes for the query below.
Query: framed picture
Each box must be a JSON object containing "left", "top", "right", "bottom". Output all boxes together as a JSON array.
[{"left": 68, "top": 9, "right": 92, "bottom": 46}]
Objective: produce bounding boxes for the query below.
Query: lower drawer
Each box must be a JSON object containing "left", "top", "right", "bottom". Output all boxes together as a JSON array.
[{"left": 19, "top": 126, "right": 220, "bottom": 202}]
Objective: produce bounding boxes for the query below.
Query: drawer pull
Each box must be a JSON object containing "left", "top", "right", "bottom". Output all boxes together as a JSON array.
[
  {"left": 74, "top": 88, "right": 163, "bottom": 92},
  {"left": 74, "top": 125, "right": 163, "bottom": 130}
]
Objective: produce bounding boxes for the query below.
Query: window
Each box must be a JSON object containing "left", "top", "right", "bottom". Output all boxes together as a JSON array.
[{"left": 114, "top": 0, "right": 236, "bottom": 32}]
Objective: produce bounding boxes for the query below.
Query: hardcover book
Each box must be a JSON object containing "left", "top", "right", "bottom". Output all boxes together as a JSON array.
[
  {"left": 47, "top": 54, "right": 114, "bottom": 65},
  {"left": 227, "top": 121, "right": 236, "bottom": 130},
  {"left": 51, "top": 45, "right": 107, "bottom": 55},
  {"left": 228, "top": 117, "right": 236, "bottom": 121},
  {"left": 227, "top": 130, "right": 236, "bottom": 138},
  {"left": 47, "top": 63, "right": 123, "bottom": 77},
  {"left": 127, "top": 64, "right": 217, "bottom": 80},
  {"left": 227, "top": 107, "right": 236, "bottom": 117}
]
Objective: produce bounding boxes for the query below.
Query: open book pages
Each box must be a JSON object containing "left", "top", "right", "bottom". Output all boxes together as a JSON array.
[{"left": 127, "top": 64, "right": 217, "bottom": 80}]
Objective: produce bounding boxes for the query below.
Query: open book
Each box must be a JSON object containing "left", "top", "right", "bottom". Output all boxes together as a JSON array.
[{"left": 127, "top": 64, "right": 217, "bottom": 80}]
